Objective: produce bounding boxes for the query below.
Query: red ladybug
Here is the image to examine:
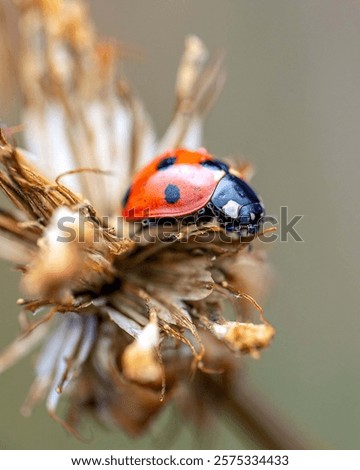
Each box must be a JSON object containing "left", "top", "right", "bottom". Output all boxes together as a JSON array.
[{"left": 122, "top": 148, "right": 264, "bottom": 236}]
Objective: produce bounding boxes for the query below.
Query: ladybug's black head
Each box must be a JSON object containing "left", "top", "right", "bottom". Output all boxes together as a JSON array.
[{"left": 209, "top": 173, "right": 264, "bottom": 237}]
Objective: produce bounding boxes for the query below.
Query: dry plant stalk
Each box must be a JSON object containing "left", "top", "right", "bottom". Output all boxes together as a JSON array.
[{"left": 0, "top": 0, "right": 280, "bottom": 444}]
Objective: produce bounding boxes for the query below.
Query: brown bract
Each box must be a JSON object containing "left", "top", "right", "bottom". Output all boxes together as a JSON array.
[{"left": 0, "top": 0, "right": 275, "bottom": 438}]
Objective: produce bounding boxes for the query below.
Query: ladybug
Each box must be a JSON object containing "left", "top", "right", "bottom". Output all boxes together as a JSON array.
[{"left": 122, "top": 148, "right": 264, "bottom": 237}]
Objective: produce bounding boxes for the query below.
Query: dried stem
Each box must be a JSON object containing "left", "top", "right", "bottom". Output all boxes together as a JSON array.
[{"left": 197, "top": 371, "right": 310, "bottom": 450}]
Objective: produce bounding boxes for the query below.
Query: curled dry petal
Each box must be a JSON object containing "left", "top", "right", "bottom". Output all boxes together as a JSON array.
[
  {"left": 21, "top": 208, "right": 87, "bottom": 301},
  {"left": 121, "top": 314, "right": 163, "bottom": 384},
  {"left": 212, "top": 321, "right": 276, "bottom": 357}
]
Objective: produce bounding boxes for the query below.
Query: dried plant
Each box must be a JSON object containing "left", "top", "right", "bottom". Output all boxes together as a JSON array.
[{"left": 0, "top": 0, "right": 303, "bottom": 449}]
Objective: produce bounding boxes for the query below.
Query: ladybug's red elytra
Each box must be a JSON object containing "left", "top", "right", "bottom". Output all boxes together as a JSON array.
[{"left": 122, "top": 148, "right": 265, "bottom": 237}]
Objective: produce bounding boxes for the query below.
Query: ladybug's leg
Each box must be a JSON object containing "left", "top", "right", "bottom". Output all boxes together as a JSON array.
[
  {"left": 147, "top": 217, "right": 182, "bottom": 237},
  {"left": 180, "top": 208, "right": 215, "bottom": 228},
  {"left": 181, "top": 214, "right": 198, "bottom": 226},
  {"left": 192, "top": 204, "right": 217, "bottom": 227}
]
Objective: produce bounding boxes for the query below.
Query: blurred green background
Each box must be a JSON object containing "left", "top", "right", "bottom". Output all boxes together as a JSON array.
[{"left": 1, "top": 0, "right": 360, "bottom": 449}]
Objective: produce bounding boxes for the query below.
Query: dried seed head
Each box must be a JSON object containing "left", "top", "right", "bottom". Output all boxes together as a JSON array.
[{"left": 0, "top": 0, "right": 275, "bottom": 438}]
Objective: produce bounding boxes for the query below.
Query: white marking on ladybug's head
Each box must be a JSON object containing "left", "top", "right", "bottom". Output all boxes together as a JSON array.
[
  {"left": 250, "top": 212, "right": 256, "bottom": 221},
  {"left": 222, "top": 200, "right": 241, "bottom": 219}
]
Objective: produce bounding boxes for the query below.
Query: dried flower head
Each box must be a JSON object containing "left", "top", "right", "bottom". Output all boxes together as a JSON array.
[{"left": 0, "top": 0, "right": 275, "bottom": 441}]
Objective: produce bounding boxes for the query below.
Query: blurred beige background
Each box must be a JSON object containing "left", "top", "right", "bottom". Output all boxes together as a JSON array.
[{"left": 1, "top": 0, "right": 360, "bottom": 449}]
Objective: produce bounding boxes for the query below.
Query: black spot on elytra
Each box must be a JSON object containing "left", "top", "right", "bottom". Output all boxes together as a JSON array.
[
  {"left": 122, "top": 186, "right": 132, "bottom": 207},
  {"left": 200, "top": 159, "right": 229, "bottom": 172},
  {"left": 157, "top": 156, "right": 177, "bottom": 171},
  {"left": 164, "top": 184, "right": 180, "bottom": 204}
]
